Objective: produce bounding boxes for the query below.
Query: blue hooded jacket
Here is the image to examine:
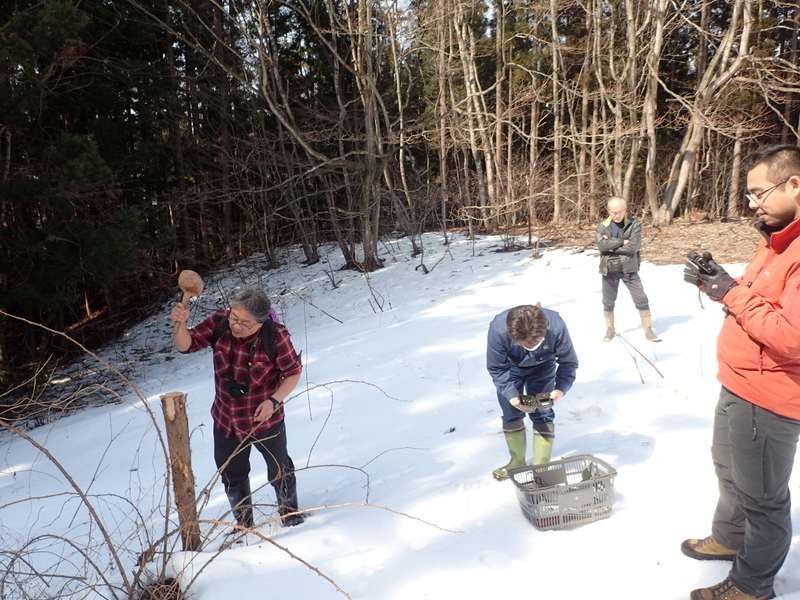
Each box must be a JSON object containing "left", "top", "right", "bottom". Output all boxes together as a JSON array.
[{"left": 486, "top": 307, "right": 579, "bottom": 401}]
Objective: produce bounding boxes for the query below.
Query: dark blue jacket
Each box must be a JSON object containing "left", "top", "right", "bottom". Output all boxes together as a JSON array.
[{"left": 486, "top": 307, "right": 579, "bottom": 401}]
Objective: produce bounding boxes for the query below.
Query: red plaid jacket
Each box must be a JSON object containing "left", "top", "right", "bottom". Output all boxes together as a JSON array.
[{"left": 186, "top": 310, "right": 302, "bottom": 440}]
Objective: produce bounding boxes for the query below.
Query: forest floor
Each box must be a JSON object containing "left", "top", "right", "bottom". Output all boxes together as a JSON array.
[{"left": 533, "top": 217, "right": 761, "bottom": 265}]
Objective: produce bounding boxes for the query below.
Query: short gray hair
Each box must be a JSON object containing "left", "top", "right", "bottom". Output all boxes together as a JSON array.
[
  {"left": 607, "top": 196, "right": 628, "bottom": 208},
  {"left": 230, "top": 286, "right": 272, "bottom": 322}
]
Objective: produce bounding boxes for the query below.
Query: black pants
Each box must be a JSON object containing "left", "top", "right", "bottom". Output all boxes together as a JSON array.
[
  {"left": 601, "top": 272, "right": 650, "bottom": 312},
  {"left": 213, "top": 421, "right": 298, "bottom": 512}
]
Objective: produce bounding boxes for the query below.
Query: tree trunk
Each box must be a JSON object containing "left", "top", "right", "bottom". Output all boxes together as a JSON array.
[
  {"left": 656, "top": 0, "right": 751, "bottom": 225},
  {"left": 160, "top": 392, "right": 201, "bottom": 552},
  {"left": 160, "top": 0, "right": 190, "bottom": 256},
  {"left": 214, "top": 4, "right": 233, "bottom": 255},
  {"left": 728, "top": 123, "right": 744, "bottom": 219},
  {"left": 455, "top": 6, "right": 496, "bottom": 231},
  {"left": 436, "top": 4, "right": 450, "bottom": 243},
  {"left": 549, "top": 0, "right": 563, "bottom": 221},
  {"left": 353, "top": 0, "right": 384, "bottom": 271},
  {"left": 495, "top": 0, "right": 506, "bottom": 224},
  {"left": 644, "top": 0, "right": 669, "bottom": 218}
]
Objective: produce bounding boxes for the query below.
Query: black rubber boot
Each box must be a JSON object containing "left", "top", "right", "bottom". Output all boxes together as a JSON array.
[
  {"left": 276, "top": 476, "right": 304, "bottom": 527},
  {"left": 226, "top": 479, "right": 254, "bottom": 529}
]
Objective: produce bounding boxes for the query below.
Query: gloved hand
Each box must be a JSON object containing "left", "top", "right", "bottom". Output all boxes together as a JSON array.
[
  {"left": 684, "top": 252, "right": 738, "bottom": 301},
  {"left": 683, "top": 263, "right": 702, "bottom": 287}
]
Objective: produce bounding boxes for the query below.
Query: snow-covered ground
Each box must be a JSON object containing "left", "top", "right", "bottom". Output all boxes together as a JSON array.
[{"left": 3, "top": 230, "right": 800, "bottom": 600}]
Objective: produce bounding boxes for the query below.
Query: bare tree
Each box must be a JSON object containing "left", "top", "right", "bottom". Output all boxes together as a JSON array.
[
  {"left": 656, "top": 0, "right": 752, "bottom": 225},
  {"left": 455, "top": 2, "right": 499, "bottom": 230}
]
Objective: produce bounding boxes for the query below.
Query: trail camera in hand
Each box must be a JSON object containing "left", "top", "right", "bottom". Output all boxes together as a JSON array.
[
  {"left": 686, "top": 251, "right": 717, "bottom": 275},
  {"left": 518, "top": 392, "right": 554, "bottom": 412}
]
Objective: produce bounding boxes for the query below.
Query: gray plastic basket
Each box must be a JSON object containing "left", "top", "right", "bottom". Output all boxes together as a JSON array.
[{"left": 509, "top": 454, "right": 617, "bottom": 531}]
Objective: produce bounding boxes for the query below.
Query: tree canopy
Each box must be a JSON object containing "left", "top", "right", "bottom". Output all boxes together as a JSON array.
[{"left": 1, "top": 0, "right": 798, "bottom": 403}]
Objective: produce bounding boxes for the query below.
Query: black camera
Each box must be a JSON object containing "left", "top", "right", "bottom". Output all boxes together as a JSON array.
[
  {"left": 224, "top": 379, "right": 248, "bottom": 399},
  {"left": 686, "top": 251, "right": 717, "bottom": 275}
]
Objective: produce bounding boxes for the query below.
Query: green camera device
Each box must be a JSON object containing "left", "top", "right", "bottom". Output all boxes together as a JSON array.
[{"left": 517, "top": 392, "right": 554, "bottom": 412}]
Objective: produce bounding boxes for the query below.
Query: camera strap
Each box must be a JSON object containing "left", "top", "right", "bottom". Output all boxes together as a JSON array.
[{"left": 225, "top": 335, "right": 260, "bottom": 387}]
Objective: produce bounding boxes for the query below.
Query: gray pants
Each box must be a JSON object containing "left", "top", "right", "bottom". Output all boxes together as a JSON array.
[
  {"left": 601, "top": 272, "right": 649, "bottom": 312},
  {"left": 711, "top": 387, "right": 800, "bottom": 596}
]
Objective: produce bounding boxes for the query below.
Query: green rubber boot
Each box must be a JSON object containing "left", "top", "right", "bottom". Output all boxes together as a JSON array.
[
  {"left": 492, "top": 422, "right": 527, "bottom": 480},
  {"left": 532, "top": 422, "right": 555, "bottom": 465}
]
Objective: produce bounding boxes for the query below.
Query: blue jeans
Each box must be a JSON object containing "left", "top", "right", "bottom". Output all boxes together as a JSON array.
[
  {"left": 497, "top": 364, "right": 556, "bottom": 426},
  {"left": 711, "top": 387, "right": 800, "bottom": 596}
]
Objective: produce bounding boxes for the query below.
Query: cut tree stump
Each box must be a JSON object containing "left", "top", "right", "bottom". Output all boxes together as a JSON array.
[{"left": 160, "top": 392, "right": 201, "bottom": 552}]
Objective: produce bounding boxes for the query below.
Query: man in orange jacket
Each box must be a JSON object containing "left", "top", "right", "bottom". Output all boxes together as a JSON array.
[{"left": 682, "top": 145, "right": 800, "bottom": 600}]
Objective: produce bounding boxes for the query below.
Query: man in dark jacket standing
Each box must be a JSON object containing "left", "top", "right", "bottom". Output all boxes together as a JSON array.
[
  {"left": 596, "top": 196, "right": 661, "bottom": 342},
  {"left": 486, "top": 304, "right": 578, "bottom": 480}
]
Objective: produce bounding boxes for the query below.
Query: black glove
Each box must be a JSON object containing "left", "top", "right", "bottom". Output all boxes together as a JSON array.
[
  {"left": 683, "top": 265, "right": 701, "bottom": 287},
  {"left": 684, "top": 251, "right": 707, "bottom": 286},
  {"left": 684, "top": 252, "right": 738, "bottom": 301}
]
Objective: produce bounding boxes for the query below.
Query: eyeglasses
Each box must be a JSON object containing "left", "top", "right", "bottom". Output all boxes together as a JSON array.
[
  {"left": 746, "top": 178, "right": 790, "bottom": 206},
  {"left": 228, "top": 314, "right": 258, "bottom": 330}
]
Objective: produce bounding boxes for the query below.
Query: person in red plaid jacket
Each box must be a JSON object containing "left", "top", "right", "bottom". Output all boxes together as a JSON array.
[{"left": 171, "top": 286, "right": 305, "bottom": 528}]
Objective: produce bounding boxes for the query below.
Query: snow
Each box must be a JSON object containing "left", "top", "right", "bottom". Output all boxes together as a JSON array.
[{"left": 4, "top": 231, "right": 800, "bottom": 600}]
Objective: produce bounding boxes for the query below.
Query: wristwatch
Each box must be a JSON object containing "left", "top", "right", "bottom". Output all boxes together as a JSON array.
[{"left": 268, "top": 397, "right": 282, "bottom": 409}]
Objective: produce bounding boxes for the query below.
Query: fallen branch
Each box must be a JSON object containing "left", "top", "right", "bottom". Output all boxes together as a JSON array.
[{"left": 612, "top": 330, "right": 665, "bottom": 381}]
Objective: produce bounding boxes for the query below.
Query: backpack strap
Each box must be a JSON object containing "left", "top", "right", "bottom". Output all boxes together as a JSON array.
[
  {"left": 211, "top": 317, "right": 229, "bottom": 348},
  {"left": 259, "top": 319, "right": 277, "bottom": 363},
  {"left": 211, "top": 315, "right": 277, "bottom": 363}
]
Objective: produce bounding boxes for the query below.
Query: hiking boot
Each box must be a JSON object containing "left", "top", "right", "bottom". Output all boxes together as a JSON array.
[
  {"left": 690, "top": 578, "right": 775, "bottom": 600},
  {"left": 681, "top": 536, "right": 737, "bottom": 561}
]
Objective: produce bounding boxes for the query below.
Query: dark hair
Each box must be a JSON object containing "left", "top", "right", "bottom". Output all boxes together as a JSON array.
[
  {"left": 743, "top": 145, "right": 800, "bottom": 183},
  {"left": 230, "top": 286, "right": 271, "bottom": 323},
  {"left": 506, "top": 305, "right": 547, "bottom": 346}
]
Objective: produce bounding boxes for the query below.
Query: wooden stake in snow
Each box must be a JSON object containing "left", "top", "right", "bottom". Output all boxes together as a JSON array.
[{"left": 160, "top": 391, "right": 201, "bottom": 552}]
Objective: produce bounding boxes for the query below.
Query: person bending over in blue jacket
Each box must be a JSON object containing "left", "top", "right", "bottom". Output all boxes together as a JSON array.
[{"left": 486, "top": 304, "right": 579, "bottom": 480}]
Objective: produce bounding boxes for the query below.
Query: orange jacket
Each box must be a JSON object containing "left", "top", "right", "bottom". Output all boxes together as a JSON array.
[{"left": 717, "top": 218, "right": 800, "bottom": 419}]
